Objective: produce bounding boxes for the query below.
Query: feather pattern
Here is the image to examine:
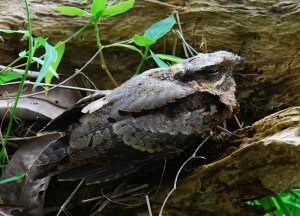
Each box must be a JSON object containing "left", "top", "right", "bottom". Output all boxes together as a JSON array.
[{"left": 27, "top": 51, "right": 244, "bottom": 184}]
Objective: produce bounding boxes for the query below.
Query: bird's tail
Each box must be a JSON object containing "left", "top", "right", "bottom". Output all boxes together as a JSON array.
[{"left": 27, "top": 136, "right": 69, "bottom": 180}]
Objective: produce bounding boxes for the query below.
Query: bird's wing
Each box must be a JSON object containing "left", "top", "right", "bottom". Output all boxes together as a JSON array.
[
  {"left": 41, "top": 90, "right": 109, "bottom": 132},
  {"left": 82, "top": 69, "right": 196, "bottom": 114}
]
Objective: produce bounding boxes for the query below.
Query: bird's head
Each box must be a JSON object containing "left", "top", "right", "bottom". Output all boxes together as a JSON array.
[{"left": 172, "top": 51, "right": 244, "bottom": 110}]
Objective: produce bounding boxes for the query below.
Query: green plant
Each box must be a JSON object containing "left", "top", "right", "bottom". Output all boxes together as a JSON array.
[
  {"left": 0, "top": 0, "right": 34, "bottom": 169},
  {"left": 55, "top": 0, "right": 135, "bottom": 87},
  {"left": 0, "top": 0, "right": 180, "bottom": 184},
  {"left": 0, "top": 172, "right": 25, "bottom": 185},
  {"left": 132, "top": 13, "right": 176, "bottom": 73},
  {"left": 54, "top": 0, "right": 179, "bottom": 80},
  {"left": 247, "top": 189, "right": 300, "bottom": 215}
]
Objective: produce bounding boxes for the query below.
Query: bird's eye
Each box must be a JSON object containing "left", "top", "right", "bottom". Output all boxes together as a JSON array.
[{"left": 205, "top": 69, "right": 220, "bottom": 76}]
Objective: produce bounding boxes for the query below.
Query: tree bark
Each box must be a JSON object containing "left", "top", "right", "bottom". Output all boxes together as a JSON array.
[
  {"left": 144, "top": 107, "right": 300, "bottom": 216},
  {"left": 1, "top": 0, "right": 300, "bottom": 122}
]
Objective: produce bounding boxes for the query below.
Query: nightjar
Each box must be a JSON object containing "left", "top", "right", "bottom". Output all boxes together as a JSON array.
[{"left": 27, "top": 51, "right": 244, "bottom": 184}]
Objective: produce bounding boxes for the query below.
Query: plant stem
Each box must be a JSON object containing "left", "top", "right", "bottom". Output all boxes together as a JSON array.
[
  {"left": 60, "top": 19, "right": 93, "bottom": 46},
  {"left": 1, "top": 80, "right": 98, "bottom": 92},
  {"left": 94, "top": 22, "right": 118, "bottom": 88},
  {"left": 0, "top": 0, "right": 33, "bottom": 164},
  {"left": 135, "top": 46, "right": 149, "bottom": 75},
  {"left": 2, "top": 20, "right": 93, "bottom": 72},
  {"left": 0, "top": 56, "right": 25, "bottom": 74}
]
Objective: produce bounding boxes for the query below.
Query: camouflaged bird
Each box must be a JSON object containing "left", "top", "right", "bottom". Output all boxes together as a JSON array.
[{"left": 27, "top": 51, "right": 244, "bottom": 184}]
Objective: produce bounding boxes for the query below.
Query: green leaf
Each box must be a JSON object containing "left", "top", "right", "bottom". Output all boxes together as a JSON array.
[
  {"left": 32, "top": 57, "right": 44, "bottom": 65},
  {"left": 272, "top": 196, "right": 292, "bottom": 216},
  {"left": 18, "top": 36, "right": 47, "bottom": 59},
  {"left": 0, "top": 71, "right": 22, "bottom": 84},
  {"left": 45, "top": 42, "right": 65, "bottom": 94},
  {"left": 18, "top": 50, "right": 27, "bottom": 58},
  {"left": 155, "top": 54, "right": 182, "bottom": 63},
  {"left": 112, "top": 43, "right": 142, "bottom": 56},
  {"left": 91, "top": 0, "right": 107, "bottom": 18},
  {"left": 0, "top": 29, "right": 27, "bottom": 34},
  {"left": 144, "top": 14, "right": 176, "bottom": 40},
  {"left": 55, "top": 6, "right": 91, "bottom": 17},
  {"left": 33, "top": 42, "right": 58, "bottom": 90},
  {"left": 0, "top": 172, "right": 25, "bottom": 185},
  {"left": 32, "top": 37, "right": 48, "bottom": 59},
  {"left": 102, "top": 0, "right": 134, "bottom": 17},
  {"left": 150, "top": 50, "right": 169, "bottom": 68},
  {"left": 33, "top": 36, "right": 47, "bottom": 52},
  {"left": 34, "top": 37, "right": 47, "bottom": 46},
  {"left": 133, "top": 34, "right": 156, "bottom": 47}
]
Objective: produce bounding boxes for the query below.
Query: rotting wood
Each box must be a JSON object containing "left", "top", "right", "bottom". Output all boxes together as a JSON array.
[{"left": 0, "top": 0, "right": 299, "bottom": 122}]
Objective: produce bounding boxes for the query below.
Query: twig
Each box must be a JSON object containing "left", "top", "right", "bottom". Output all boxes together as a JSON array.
[
  {"left": 175, "top": 30, "right": 199, "bottom": 56},
  {"left": 91, "top": 183, "right": 125, "bottom": 215},
  {"left": 82, "top": 184, "right": 149, "bottom": 203},
  {"left": 56, "top": 178, "right": 84, "bottom": 216},
  {"left": 172, "top": 34, "right": 178, "bottom": 56},
  {"left": 144, "top": 0, "right": 179, "bottom": 8},
  {"left": 154, "top": 157, "right": 167, "bottom": 196},
  {"left": 22, "top": 121, "right": 38, "bottom": 138},
  {"left": 200, "top": 35, "right": 207, "bottom": 53},
  {"left": 0, "top": 20, "right": 93, "bottom": 75},
  {"left": 216, "top": 125, "right": 234, "bottom": 135},
  {"left": 0, "top": 131, "right": 6, "bottom": 158},
  {"left": 4, "top": 49, "right": 101, "bottom": 99},
  {"left": 174, "top": 11, "right": 189, "bottom": 58},
  {"left": 0, "top": 65, "right": 39, "bottom": 78},
  {"left": 234, "top": 115, "right": 243, "bottom": 129},
  {"left": 146, "top": 195, "right": 153, "bottom": 216},
  {"left": 158, "top": 134, "right": 212, "bottom": 216},
  {"left": 0, "top": 81, "right": 98, "bottom": 93},
  {"left": 5, "top": 132, "right": 58, "bottom": 141},
  {"left": 78, "top": 70, "right": 98, "bottom": 90}
]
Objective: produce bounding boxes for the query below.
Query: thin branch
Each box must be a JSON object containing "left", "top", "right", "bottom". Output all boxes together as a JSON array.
[
  {"left": 91, "top": 183, "right": 125, "bottom": 215},
  {"left": 1, "top": 20, "right": 93, "bottom": 74},
  {"left": 234, "top": 115, "right": 243, "bottom": 129},
  {"left": 144, "top": 0, "right": 179, "bottom": 8},
  {"left": 174, "top": 11, "right": 189, "bottom": 58},
  {"left": 146, "top": 195, "right": 153, "bottom": 216},
  {"left": 216, "top": 125, "right": 234, "bottom": 135},
  {"left": 4, "top": 49, "right": 101, "bottom": 99},
  {"left": 0, "top": 81, "right": 98, "bottom": 93},
  {"left": 0, "top": 65, "right": 39, "bottom": 78},
  {"left": 158, "top": 134, "right": 212, "bottom": 216},
  {"left": 175, "top": 30, "right": 199, "bottom": 56},
  {"left": 5, "top": 132, "right": 59, "bottom": 141},
  {"left": 56, "top": 178, "right": 84, "bottom": 216},
  {"left": 172, "top": 34, "right": 178, "bottom": 56},
  {"left": 82, "top": 184, "right": 149, "bottom": 204},
  {"left": 200, "top": 35, "right": 208, "bottom": 53}
]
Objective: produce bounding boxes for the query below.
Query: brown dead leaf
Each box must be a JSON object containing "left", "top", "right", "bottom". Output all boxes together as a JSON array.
[
  {"left": 0, "top": 133, "right": 62, "bottom": 216},
  {"left": 0, "top": 78, "right": 82, "bottom": 120}
]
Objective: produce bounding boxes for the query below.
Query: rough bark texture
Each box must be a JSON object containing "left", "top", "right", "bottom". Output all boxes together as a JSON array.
[
  {"left": 0, "top": 0, "right": 300, "bottom": 215},
  {"left": 1, "top": 0, "right": 300, "bottom": 122},
  {"left": 143, "top": 107, "right": 300, "bottom": 216}
]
